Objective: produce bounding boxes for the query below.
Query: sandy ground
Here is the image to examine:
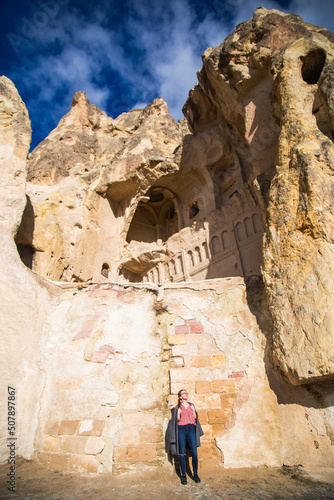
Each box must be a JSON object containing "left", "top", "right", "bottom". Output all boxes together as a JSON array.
[{"left": 1, "top": 458, "right": 334, "bottom": 500}]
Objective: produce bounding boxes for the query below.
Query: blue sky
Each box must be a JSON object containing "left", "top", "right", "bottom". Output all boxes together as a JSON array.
[{"left": 1, "top": 0, "right": 334, "bottom": 151}]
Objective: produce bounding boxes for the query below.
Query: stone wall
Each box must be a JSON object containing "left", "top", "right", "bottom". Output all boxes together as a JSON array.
[{"left": 28, "top": 278, "right": 334, "bottom": 474}]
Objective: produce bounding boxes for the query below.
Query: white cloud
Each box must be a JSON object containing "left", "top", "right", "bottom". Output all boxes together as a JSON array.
[
  {"left": 123, "top": 0, "right": 229, "bottom": 120},
  {"left": 10, "top": 0, "right": 334, "bottom": 147}
]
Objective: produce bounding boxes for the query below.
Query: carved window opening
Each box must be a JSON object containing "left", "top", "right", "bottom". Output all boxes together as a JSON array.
[
  {"left": 188, "top": 250, "right": 195, "bottom": 267},
  {"left": 211, "top": 236, "right": 220, "bottom": 255},
  {"left": 177, "top": 255, "right": 183, "bottom": 274},
  {"left": 153, "top": 267, "right": 159, "bottom": 283},
  {"left": 164, "top": 264, "right": 169, "bottom": 280},
  {"left": 101, "top": 262, "right": 110, "bottom": 278},
  {"left": 221, "top": 231, "right": 230, "bottom": 250},
  {"left": 244, "top": 218, "right": 252, "bottom": 237},
  {"left": 189, "top": 201, "right": 199, "bottom": 219},
  {"left": 202, "top": 242, "right": 209, "bottom": 259},
  {"left": 195, "top": 246, "right": 202, "bottom": 264},
  {"left": 301, "top": 48, "right": 326, "bottom": 85},
  {"left": 252, "top": 213, "right": 262, "bottom": 233},
  {"left": 236, "top": 222, "right": 245, "bottom": 241},
  {"left": 126, "top": 187, "right": 179, "bottom": 244}
]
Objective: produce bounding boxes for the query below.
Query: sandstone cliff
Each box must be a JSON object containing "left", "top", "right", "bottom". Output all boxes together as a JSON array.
[
  {"left": 0, "top": 76, "right": 57, "bottom": 461},
  {"left": 14, "top": 7, "right": 334, "bottom": 385},
  {"left": 183, "top": 7, "right": 334, "bottom": 385},
  {"left": 1, "top": 7, "right": 334, "bottom": 477}
]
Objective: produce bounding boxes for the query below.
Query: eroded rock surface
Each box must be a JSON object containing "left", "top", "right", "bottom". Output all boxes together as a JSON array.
[
  {"left": 14, "top": 8, "right": 334, "bottom": 385},
  {"left": 0, "top": 76, "right": 31, "bottom": 236},
  {"left": 1, "top": 6, "right": 334, "bottom": 477},
  {"left": 182, "top": 8, "right": 334, "bottom": 385}
]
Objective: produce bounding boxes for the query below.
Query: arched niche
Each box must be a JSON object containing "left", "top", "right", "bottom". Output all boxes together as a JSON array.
[
  {"left": 209, "top": 156, "right": 242, "bottom": 209},
  {"left": 126, "top": 187, "right": 180, "bottom": 244}
]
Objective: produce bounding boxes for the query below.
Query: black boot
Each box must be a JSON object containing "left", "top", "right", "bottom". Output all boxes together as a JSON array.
[
  {"left": 181, "top": 475, "right": 187, "bottom": 485},
  {"left": 194, "top": 474, "right": 201, "bottom": 483}
]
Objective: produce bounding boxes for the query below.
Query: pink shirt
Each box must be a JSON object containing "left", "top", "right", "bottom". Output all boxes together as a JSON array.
[{"left": 178, "top": 404, "right": 197, "bottom": 426}]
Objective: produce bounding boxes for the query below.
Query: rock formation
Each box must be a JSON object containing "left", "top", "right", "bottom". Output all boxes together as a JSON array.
[
  {"left": 1, "top": 7, "right": 334, "bottom": 477},
  {"left": 185, "top": 6, "right": 334, "bottom": 386}
]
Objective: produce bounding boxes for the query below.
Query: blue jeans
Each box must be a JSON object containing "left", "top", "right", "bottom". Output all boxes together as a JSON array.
[{"left": 178, "top": 424, "right": 198, "bottom": 476}]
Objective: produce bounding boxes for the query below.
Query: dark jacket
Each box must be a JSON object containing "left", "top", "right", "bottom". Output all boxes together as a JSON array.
[{"left": 166, "top": 403, "right": 204, "bottom": 457}]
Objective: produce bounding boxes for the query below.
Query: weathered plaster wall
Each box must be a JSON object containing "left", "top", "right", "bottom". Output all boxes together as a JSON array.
[{"left": 29, "top": 279, "right": 334, "bottom": 474}]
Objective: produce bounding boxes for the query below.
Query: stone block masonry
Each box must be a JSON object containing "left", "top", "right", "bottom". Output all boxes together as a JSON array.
[{"left": 166, "top": 314, "right": 248, "bottom": 469}]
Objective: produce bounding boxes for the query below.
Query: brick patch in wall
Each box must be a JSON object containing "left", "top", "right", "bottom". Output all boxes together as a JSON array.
[
  {"left": 91, "top": 350, "right": 110, "bottom": 363},
  {"left": 59, "top": 436, "right": 86, "bottom": 454},
  {"left": 168, "top": 334, "right": 186, "bottom": 345},
  {"left": 167, "top": 329, "right": 249, "bottom": 470},
  {"left": 72, "top": 320, "right": 99, "bottom": 340},
  {"left": 220, "top": 394, "right": 237, "bottom": 408},
  {"left": 44, "top": 421, "right": 60, "bottom": 435},
  {"left": 170, "top": 367, "right": 199, "bottom": 383},
  {"left": 211, "top": 379, "right": 238, "bottom": 393},
  {"left": 195, "top": 381, "right": 211, "bottom": 394},
  {"left": 99, "top": 345, "right": 115, "bottom": 354},
  {"left": 140, "top": 427, "right": 162, "bottom": 443},
  {"left": 170, "top": 381, "right": 196, "bottom": 395},
  {"left": 189, "top": 355, "right": 225, "bottom": 368},
  {"left": 37, "top": 452, "right": 70, "bottom": 473},
  {"left": 198, "top": 440, "right": 221, "bottom": 460},
  {"left": 197, "top": 409, "right": 208, "bottom": 423},
  {"left": 185, "top": 319, "right": 204, "bottom": 333},
  {"left": 113, "top": 445, "right": 127, "bottom": 462},
  {"left": 58, "top": 420, "right": 80, "bottom": 435},
  {"left": 212, "top": 355, "right": 226, "bottom": 366},
  {"left": 59, "top": 436, "right": 105, "bottom": 455},
  {"left": 78, "top": 420, "right": 105, "bottom": 436},
  {"left": 207, "top": 408, "right": 233, "bottom": 425},
  {"left": 174, "top": 324, "right": 190, "bottom": 335},
  {"left": 228, "top": 371, "right": 245, "bottom": 378},
  {"left": 69, "top": 454, "right": 99, "bottom": 473},
  {"left": 127, "top": 444, "right": 157, "bottom": 462},
  {"left": 87, "top": 284, "right": 102, "bottom": 297},
  {"left": 43, "top": 436, "right": 61, "bottom": 453},
  {"left": 118, "top": 427, "right": 141, "bottom": 445},
  {"left": 46, "top": 419, "right": 104, "bottom": 437},
  {"left": 122, "top": 411, "right": 156, "bottom": 427},
  {"left": 192, "top": 393, "right": 222, "bottom": 409}
]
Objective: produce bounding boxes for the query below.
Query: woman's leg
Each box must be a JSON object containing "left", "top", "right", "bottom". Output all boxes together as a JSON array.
[
  {"left": 178, "top": 425, "right": 187, "bottom": 476},
  {"left": 187, "top": 425, "right": 198, "bottom": 475}
]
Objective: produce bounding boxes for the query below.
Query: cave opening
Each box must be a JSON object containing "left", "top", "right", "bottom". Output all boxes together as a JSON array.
[
  {"left": 301, "top": 48, "right": 326, "bottom": 85},
  {"left": 126, "top": 187, "right": 179, "bottom": 244}
]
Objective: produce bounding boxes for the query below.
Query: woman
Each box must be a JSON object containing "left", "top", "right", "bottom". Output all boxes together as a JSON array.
[{"left": 169, "top": 389, "right": 204, "bottom": 485}]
